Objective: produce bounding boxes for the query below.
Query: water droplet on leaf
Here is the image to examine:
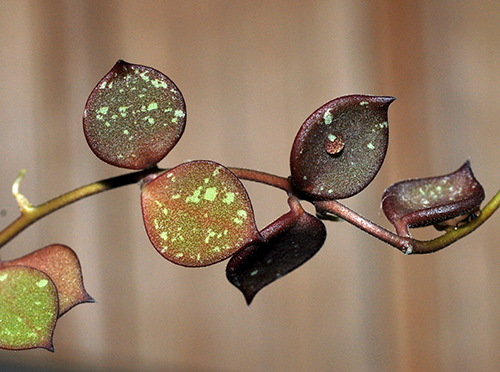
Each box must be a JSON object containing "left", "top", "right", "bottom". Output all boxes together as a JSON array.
[
  {"left": 290, "top": 95, "right": 394, "bottom": 199},
  {"left": 324, "top": 132, "right": 345, "bottom": 155}
]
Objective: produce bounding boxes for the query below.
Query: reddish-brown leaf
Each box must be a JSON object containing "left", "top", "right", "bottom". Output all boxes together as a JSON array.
[
  {"left": 141, "top": 160, "right": 260, "bottom": 267},
  {"left": 3, "top": 244, "right": 94, "bottom": 317},
  {"left": 381, "top": 161, "right": 485, "bottom": 236},
  {"left": 83, "top": 60, "right": 186, "bottom": 169}
]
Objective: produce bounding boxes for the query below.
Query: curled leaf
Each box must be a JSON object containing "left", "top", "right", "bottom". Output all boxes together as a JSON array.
[
  {"left": 141, "top": 160, "right": 260, "bottom": 267},
  {"left": 381, "top": 161, "right": 485, "bottom": 236},
  {"left": 226, "top": 196, "right": 326, "bottom": 305},
  {"left": 0, "top": 266, "right": 58, "bottom": 351},
  {"left": 3, "top": 244, "right": 94, "bottom": 317},
  {"left": 290, "top": 95, "right": 394, "bottom": 200},
  {"left": 83, "top": 60, "right": 186, "bottom": 169}
]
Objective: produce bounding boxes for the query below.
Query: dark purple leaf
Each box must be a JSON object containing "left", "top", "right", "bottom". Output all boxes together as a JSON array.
[
  {"left": 290, "top": 95, "right": 394, "bottom": 200},
  {"left": 226, "top": 196, "right": 326, "bottom": 305},
  {"left": 381, "top": 161, "right": 485, "bottom": 236},
  {"left": 83, "top": 60, "right": 186, "bottom": 169}
]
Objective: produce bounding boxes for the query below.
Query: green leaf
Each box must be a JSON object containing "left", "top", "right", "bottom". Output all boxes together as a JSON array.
[
  {"left": 0, "top": 266, "right": 58, "bottom": 351},
  {"left": 83, "top": 60, "right": 186, "bottom": 169},
  {"left": 226, "top": 197, "right": 326, "bottom": 305},
  {"left": 381, "top": 161, "right": 485, "bottom": 236},
  {"left": 141, "top": 160, "right": 260, "bottom": 267},
  {"left": 290, "top": 95, "right": 394, "bottom": 199},
  {"left": 4, "top": 244, "right": 94, "bottom": 317}
]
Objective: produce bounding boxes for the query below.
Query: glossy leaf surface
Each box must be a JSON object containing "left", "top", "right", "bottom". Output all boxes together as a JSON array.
[
  {"left": 226, "top": 197, "right": 326, "bottom": 305},
  {"left": 382, "top": 161, "right": 485, "bottom": 236},
  {"left": 3, "top": 244, "right": 94, "bottom": 317},
  {"left": 0, "top": 266, "right": 58, "bottom": 351},
  {"left": 290, "top": 95, "right": 394, "bottom": 199},
  {"left": 83, "top": 60, "right": 186, "bottom": 169},
  {"left": 141, "top": 160, "right": 260, "bottom": 267}
]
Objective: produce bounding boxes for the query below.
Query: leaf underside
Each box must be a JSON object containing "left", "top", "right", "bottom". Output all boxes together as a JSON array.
[
  {"left": 141, "top": 160, "right": 260, "bottom": 267},
  {"left": 290, "top": 95, "right": 394, "bottom": 200},
  {"left": 226, "top": 196, "right": 327, "bottom": 305},
  {"left": 381, "top": 161, "right": 485, "bottom": 236},
  {"left": 83, "top": 60, "right": 186, "bottom": 170}
]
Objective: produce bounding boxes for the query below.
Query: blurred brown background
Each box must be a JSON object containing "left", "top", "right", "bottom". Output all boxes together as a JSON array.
[{"left": 1, "top": 1, "right": 500, "bottom": 371}]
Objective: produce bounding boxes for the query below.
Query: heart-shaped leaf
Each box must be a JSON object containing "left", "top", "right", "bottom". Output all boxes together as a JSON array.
[
  {"left": 3, "top": 244, "right": 94, "bottom": 317},
  {"left": 83, "top": 60, "right": 186, "bottom": 169},
  {"left": 226, "top": 196, "right": 326, "bottom": 305},
  {"left": 381, "top": 161, "right": 485, "bottom": 236},
  {"left": 0, "top": 266, "right": 58, "bottom": 351},
  {"left": 141, "top": 160, "right": 260, "bottom": 267},
  {"left": 290, "top": 95, "right": 394, "bottom": 200}
]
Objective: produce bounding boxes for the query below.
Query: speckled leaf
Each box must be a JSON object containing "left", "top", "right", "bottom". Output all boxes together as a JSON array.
[
  {"left": 226, "top": 196, "right": 326, "bottom": 305},
  {"left": 0, "top": 266, "right": 58, "bottom": 351},
  {"left": 381, "top": 161, "right": 485, "bottom": 236},
  {"left": 3, "top": 244, "right": 94, "bottom": 317},
  {"left": 290, "top": 95, "right": 395, "bottom": 200},
  {"left": 141, "top": 160, "right": 260, "bottom": 267},
  {"left": 83, "top": 60, "right": 186, "bottom": 169}
]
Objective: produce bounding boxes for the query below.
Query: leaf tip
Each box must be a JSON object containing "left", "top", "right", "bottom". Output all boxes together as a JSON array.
[
  {"left": 83, "top": 292, "right": 96, "bottom": 304},
  {"left": 244, "top": 293, "right": 256, "bottom": 306},
  {"left": 42, "top": 340, "right": 55, "bottom": 353}
]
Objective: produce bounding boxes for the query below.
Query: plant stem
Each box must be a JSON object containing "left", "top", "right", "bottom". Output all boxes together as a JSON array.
[
  {"left": 1, "top": 163, "right": 498, "bottom": 255},
  {"left": 229, "top": 167, "right": 292, "bottom": 192},
  {"left": 314, "top": 200, "right": 414, "bottom": 253},
  {"left": 315, "top": 186, "right": 500, "bottom": 254},
  {"left": 0, "top": 167, "right": 161, "bottom": 250},
  {"left": 0, "top": 166, "right": 291, "bottom": 251},
  {"left": 412, "top": 186, "right": 500, "bottom": 253}
]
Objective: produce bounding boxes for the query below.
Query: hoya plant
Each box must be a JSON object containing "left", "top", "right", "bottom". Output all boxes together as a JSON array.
[{"left": 0, "top": 60, "right": 497, "bottom": 351}]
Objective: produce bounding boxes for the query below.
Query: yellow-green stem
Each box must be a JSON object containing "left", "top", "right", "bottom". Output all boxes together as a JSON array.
[
  {"left": 0, "top": 168, "right": 161, "bottom": 250},
  {"left": 0, "top": 166, "right": 292, "bottom": 251},
  {"left": 0, "top": 164, "right": 497, "bottom": 255}
]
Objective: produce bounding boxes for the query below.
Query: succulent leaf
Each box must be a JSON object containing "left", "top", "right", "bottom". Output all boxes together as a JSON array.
[
  {"left": 0, "top": 266, "right": 58, "bottom": 351},
  {"left": 290, "top": 95, "right": 394, "bottom": 200},
  {"left": 3, "top": 244, "right": 94, "bottom": 317},
  {"left": 141, "top": 160, "right": 260, "bottom": 267},
  {"left": 83, "top": 60, "right": 186, "bottom": 169},
  {"left": 381, "top": 161, "right": 485, "bottom": 236},
  {"left": 226, "top": 196, "right": 326, "bottom": 305}
]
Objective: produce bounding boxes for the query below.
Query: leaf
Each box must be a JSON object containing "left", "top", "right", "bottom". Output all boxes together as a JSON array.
[
  {"left": 0, "top": 266, "right": 58, "bottom": 351},
  {"left": 141, "top": 160, "right": 260, "bottom": 267},
  {"left": 381, "top": 161, "right": 485, "bottom": 236},
  {"left": 226, "top": 196, "right": 326, "bottom": 305},
  {"left": 83, "top": 60, "right": 186, "bottom": 169},
  {"left": 290, "top": 95, "right": 395, "bottom": 200},
  {"left": 3, "top": 244, "right": 94, "bottom": 317}
]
